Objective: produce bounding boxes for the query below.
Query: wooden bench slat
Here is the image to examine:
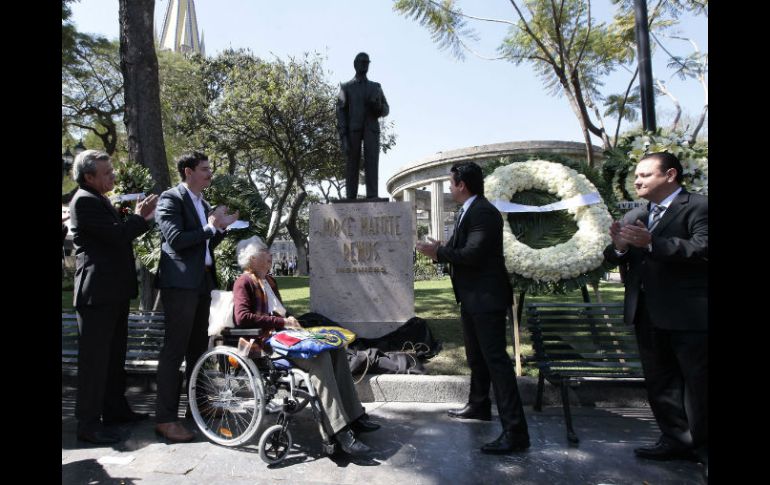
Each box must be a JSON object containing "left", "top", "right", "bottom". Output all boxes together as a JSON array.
[
  {"left": 537, "top": 330, "right": 636, "bottom": 336},
  {"left": 525, "top": 301, "right": 645, "bottom": 442},
  {"left": 62, "top": 312, "right": 169, "bottom": 375},
  {"left": 529, "top": 318, "right": 627, "bottom": 325}
]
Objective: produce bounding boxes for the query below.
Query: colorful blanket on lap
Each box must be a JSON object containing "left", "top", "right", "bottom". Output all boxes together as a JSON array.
[{"left": 267, "top": 326, "right": 356, "bottom": 359}]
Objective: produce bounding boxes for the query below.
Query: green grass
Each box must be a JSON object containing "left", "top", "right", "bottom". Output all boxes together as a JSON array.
[
  {"left": 268, "top": 275, "right": 626, "bottom": 376},
  {"left": 274, "top": 276, "right": 310, "bottom": 314},
  {"left": 61, "top": 274, "right": 627, "bottom": 376}
]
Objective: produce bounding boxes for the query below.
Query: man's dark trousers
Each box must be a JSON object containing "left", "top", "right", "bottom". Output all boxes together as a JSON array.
[
  {"left": 634, "top": 293, "right": 708, "bottom": 457},
  {"left": 345, "top": 128, "right": 379, "bottom": 198},
  {"left": 75, "top": 301, "right": 132, "bottom": 432},
  {"left": 461, "top": 307, "right": 528, "bottom": 434},
  {"left": 155, "top": 272, "right": 215, "bottom": 423}
]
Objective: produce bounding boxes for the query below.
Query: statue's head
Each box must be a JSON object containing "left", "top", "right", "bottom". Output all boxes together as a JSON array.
[{"left": 354, "top": 52, "right": 370, "bottom": 76}]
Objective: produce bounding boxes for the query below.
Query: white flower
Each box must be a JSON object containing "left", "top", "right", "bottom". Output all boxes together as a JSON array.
[
  {"left": 487, "top": 160, "right": 612, "bottom": 283},
  {"left": 621, "top": 132, "right": 709, "bottom": 197}
]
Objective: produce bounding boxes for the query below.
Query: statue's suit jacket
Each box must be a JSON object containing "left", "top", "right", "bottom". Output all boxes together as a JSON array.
[
  {"left": 604, "top": 189, "right": 708, "bottom": 330},
  {"left": 336, "top": 77, "right": 389, "bottom": 135},
  {"left": 70, "top": 186, "right": 152, "bottom": 307},
  {"left": 155, "top": 183, "right": 225, "bottom": 290},
  {"left": 437, "top": 195, "right": 513, "bottom": 312}
]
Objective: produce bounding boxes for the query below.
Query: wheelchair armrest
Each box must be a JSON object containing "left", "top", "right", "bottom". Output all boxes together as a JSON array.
[{"left": 222, "top": 328, "right": 264, "bottom": 336}]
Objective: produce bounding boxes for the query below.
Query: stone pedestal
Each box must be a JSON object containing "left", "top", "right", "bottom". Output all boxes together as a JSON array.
[{"left": 309, "top": 201, "right": 415, "bottom": 338}]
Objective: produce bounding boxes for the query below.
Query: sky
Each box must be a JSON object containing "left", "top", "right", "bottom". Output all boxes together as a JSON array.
[{"left": 68, "top": 0, "right": 708, "bottom": 197}]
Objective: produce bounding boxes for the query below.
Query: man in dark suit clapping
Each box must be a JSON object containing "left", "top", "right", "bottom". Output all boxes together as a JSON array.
[
  {"left": 70, "top": 150, "right": 158, "bottom": 444},
  {"left": 416, "top": 162, "right": 530, "bottom": 454},
  {"left": 604, "top": 152, "right": 708, "bottom": 476},
  {"left": 153, "top": 152, "right": 238, "bottom": 442}
]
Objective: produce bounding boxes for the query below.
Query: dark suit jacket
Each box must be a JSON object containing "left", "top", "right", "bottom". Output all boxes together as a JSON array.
[
  {"left": 436, "top": 196, "right": 513, "bottom": 312},
  {"left": 604, "top": 189, "right": 708, "bottom": 331},
  {"left": 336, "top": 77, "right": 389, "bottom": 135},
  {"left": 70, "top": 186, "right": 152, "bottom": 306},
  {"left": 155, "top": 184, "right": 225, "bottom": 290}
]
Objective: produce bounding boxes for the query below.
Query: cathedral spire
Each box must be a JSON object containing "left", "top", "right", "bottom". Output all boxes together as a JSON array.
[{"left": 158, "top": 0, "right": 204, "bottom": 56}]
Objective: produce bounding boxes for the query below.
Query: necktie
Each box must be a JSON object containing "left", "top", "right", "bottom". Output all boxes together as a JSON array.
[
  {"left": 648, "top": 205, "right": 666, "bottom": 232},
  {"left": 454, "top": 207, "right": 465, "bottom": 234},
  {"left": 448, "top": 207, "right": 466, "bottom": 277}
]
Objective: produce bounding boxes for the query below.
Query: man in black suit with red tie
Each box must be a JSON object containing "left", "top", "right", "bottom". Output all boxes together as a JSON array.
[
  {"left": 603, "top": 152, "right": 708, "bottom": 478},
  {"left": 416, "top": 161, "right": 529, "bottom": 454},
  {"left": 70, "top": 150, "right": 158, "bottom": 444}
]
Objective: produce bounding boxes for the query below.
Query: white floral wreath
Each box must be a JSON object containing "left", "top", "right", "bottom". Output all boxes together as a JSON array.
[{"left": 485, "top": 160, "right": 613, "bottom": 283}]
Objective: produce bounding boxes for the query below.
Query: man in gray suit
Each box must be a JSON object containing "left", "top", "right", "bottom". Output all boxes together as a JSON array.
[
  {"left": 336, "top": 52, "right": 389, "bottom": 199},
  {"left": 604, "top": 152, "right": 708, "bottom": 478},
  {"left": 154, "top": 152, "right": 238, "bottom": 442},
  {"left": 70, "top": 149, "right": 158, "bottom": 444}
]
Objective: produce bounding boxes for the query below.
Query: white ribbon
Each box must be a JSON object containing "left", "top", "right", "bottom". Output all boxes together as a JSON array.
[
  {"left": 109, "top": 192, "right": 146, "bottom": 203},
  {"left": 227, "top": 220, "right": 250, "bottom": 230},
  {"left": 491, "top": 192, "right": 602, "bottom": 213}
]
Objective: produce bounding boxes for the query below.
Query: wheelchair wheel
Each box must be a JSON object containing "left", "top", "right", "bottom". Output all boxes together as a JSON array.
[
  {"left": 258, "top": 424, "right": 292, "bottom": 465},
  {"left": 188, "top": 346, "right": 265, "bottom": 446}
]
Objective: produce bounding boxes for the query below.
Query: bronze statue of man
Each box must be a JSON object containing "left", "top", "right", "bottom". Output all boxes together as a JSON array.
[{"left": 336, "top": 52, "right": 390, "bottom": 200}]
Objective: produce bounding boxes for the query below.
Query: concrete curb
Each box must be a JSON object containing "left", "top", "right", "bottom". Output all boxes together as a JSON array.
[
  {"left": 354, "top": 374, "right": 649, "bottom": 407},
  {"left": 64, "top": 372, "right": 649, "bottom": 407}
]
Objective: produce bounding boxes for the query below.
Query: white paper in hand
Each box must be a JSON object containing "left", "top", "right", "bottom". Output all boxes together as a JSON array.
[
  {"left": 109, "top": 193, "right": 145, "bottom": 203},
  {"left": 227, "top": 220, "right": 249, "bottom": 230}
]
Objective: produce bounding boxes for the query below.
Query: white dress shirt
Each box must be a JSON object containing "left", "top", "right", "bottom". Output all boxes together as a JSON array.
[{"left": 182, "top": 183, "right": 220, "bottom": 267}]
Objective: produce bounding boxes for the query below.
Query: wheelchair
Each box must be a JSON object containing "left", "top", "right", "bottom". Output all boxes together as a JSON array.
[{"left": 187, "top": 328, "right": 338, "bottom": 464}]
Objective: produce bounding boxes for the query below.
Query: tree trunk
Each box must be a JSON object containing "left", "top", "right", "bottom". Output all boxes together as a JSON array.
[
  {"left": 564, "top": 89, "right": 597, "bottom": 167},
  {"left": 119, "top": 0, "right": 171, "bottom": 194},
  {"left": 266, "top": 172, "right": 296, "bottom": 246},
  {"left": 226, "top": 150, "right": 237, "bottom": 176},
  {"left": 582, "top": 128, "right": 595, "bottom": 167},
  {"left": 689, "top": 104, "right": 708, "bottom": 144},
  {"left": 285, "top": 189, "right": 309, "bottom": 276}
]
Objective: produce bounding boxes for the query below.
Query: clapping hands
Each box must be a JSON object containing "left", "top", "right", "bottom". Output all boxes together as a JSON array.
[
  {"left": 415, "top": 237, "right": 441, "bottom": 260},
  {"left": 208, "top": 205, "right": 240, "bottom": 230},
  {"left": 609, "top": 219, "right": 651, "bottom": 250},
  {"left": 136, "top": 194, "right": 159, "bottom": 221}
]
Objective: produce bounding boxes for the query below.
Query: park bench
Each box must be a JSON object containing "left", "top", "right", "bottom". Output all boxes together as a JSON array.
[
  {"left": 62, "top": 311, "right": 167, "bottom": 376},
  {"left": 525, "top": 302, "right": 644, "bottom": 443}
]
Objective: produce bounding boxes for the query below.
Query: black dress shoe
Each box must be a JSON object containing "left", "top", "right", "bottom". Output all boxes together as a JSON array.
[
  {"left": 77, "top": 429, "right": 121, "bottom": 445},
  {"left": 103, "top": 411, "right": 150, "bottom": 426},
  {"left": 480, "top": 431, "right": 530, "bottom": 454},
  {"left": 447, "top": 403, "right": 491, "bottom": 421},
  {"left": 634, "top": 439, "right": 694, "bottom": 461},
  {"left": 350, "top": 414, "right": 381, "bottom": 433},
  {"left": 335, "top": 429, "right": 371, "bottom": 456}
]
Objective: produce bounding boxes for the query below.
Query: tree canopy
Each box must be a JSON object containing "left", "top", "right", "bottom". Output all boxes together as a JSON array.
[{"left": 393, "top": 0, "right": 706, "bottom": 163}]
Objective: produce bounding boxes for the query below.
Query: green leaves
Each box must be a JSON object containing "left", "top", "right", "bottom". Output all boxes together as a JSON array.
[
  {"left": 506, "top": 190, "right": 578, "bottom": 250},
  {"left": 603, "top": 93, "right": 640, "bottom": 122},
  {"left": 393, "top": 0, "right": 476, "bottom": 61},
  {"left": 206, "top": 173, "right": 271, "bottom": 288}
]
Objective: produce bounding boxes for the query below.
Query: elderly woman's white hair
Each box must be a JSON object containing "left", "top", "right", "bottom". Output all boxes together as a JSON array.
[{"left": 236, "top": 235, "right": 269, "bottom": 270}]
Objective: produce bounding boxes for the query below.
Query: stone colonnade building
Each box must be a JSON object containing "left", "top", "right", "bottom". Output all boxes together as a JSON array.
[{"left": 386, "top": 141, "right": 604, "bottom": 241}]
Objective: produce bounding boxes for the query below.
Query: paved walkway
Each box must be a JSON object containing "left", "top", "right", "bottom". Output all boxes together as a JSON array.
[{"left": 62, "top": 386, "right": 705, "bottom": 484}]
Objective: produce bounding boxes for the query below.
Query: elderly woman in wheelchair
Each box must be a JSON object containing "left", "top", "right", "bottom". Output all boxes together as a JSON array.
[{"left": 187, "top": 236, "right": 379, "bottom": 463}]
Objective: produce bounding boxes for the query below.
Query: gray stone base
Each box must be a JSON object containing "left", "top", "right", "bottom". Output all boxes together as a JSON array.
[
  {"left": 354, "top": 374, "right": 649, "bottom": 407},
  {"left": 338, "top": 321, "right": 405, "bottom": 339},
  {"left": 62, "top": 373, "right": 649, "bottom": 407}
]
